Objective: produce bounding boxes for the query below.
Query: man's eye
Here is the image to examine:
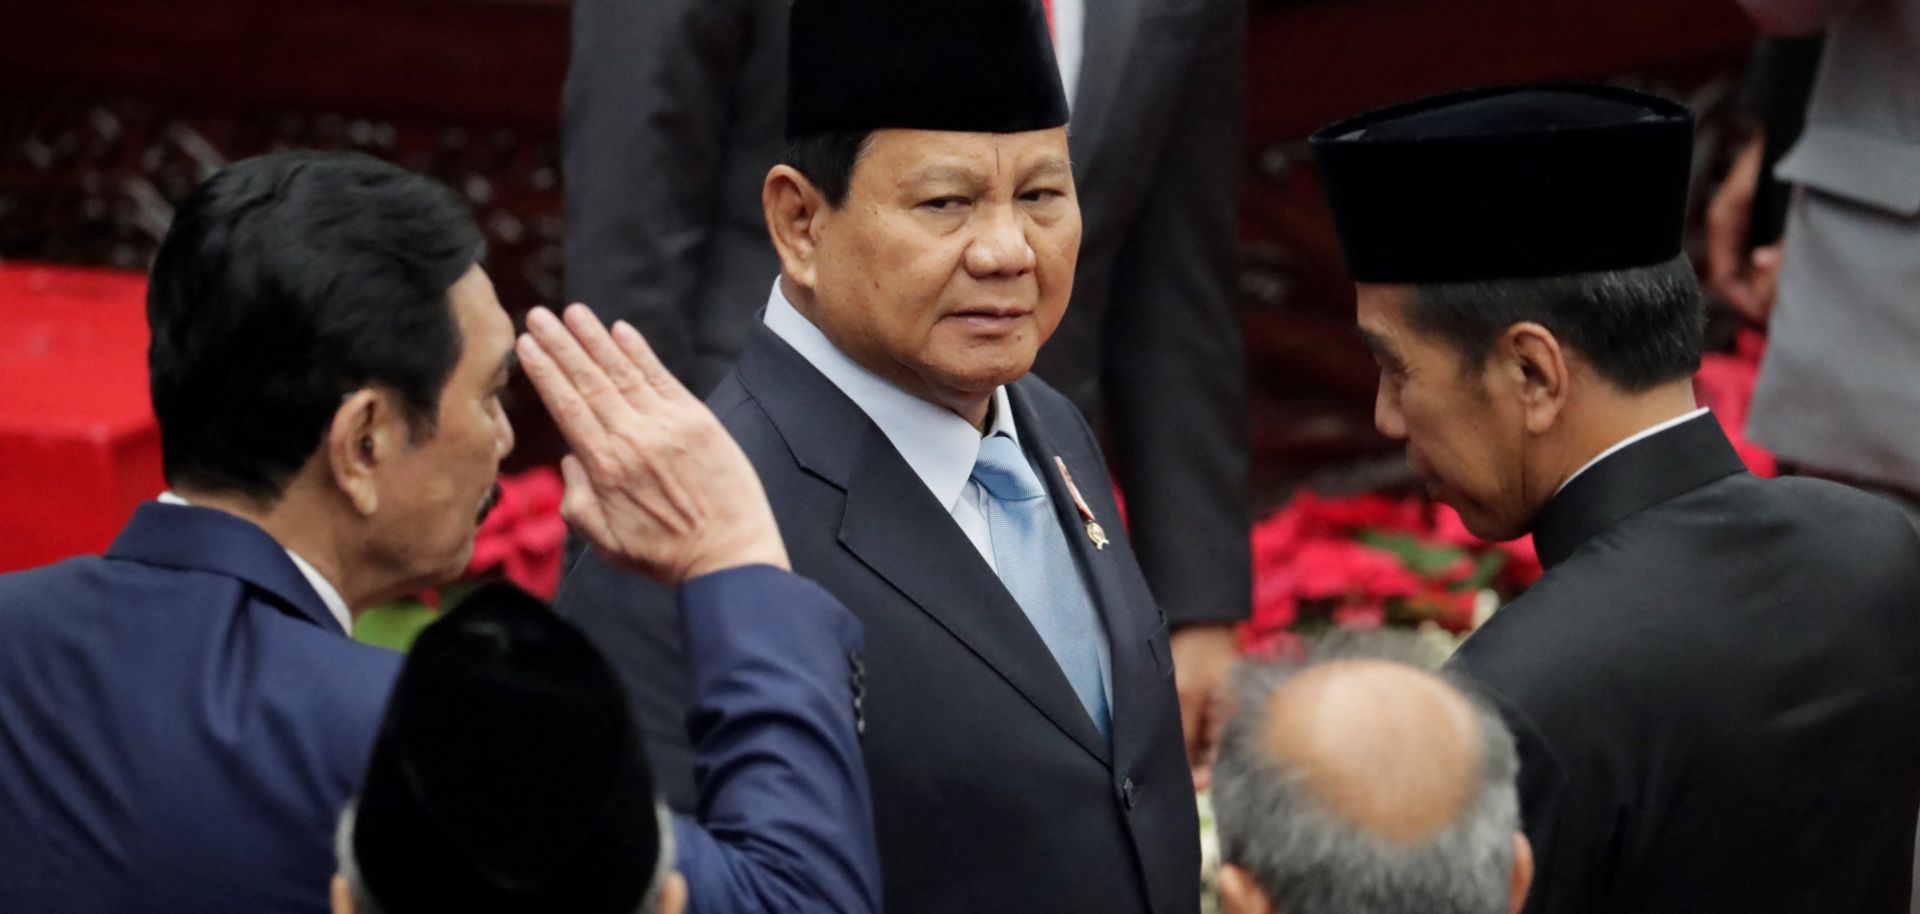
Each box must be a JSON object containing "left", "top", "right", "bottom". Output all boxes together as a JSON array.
[
  {"left": 1020, "top": 188, "right": 1063, "bottom": 203},
  {"left": 921, "top": 196, "right": 969, "bottom": 212}
]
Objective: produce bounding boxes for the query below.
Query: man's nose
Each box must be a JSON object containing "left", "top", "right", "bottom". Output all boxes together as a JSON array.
[
  {"left": 1374, "top": 381, "right": 1407, "bottom": 441},
  {"left": 963, "top": 204, "right": 1037, "bottom": 277}
]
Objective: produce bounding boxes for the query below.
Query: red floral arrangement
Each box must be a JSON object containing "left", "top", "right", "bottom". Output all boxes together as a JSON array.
[{"left": 1239, "top": 491, "right": 1543, "bottom": 659}]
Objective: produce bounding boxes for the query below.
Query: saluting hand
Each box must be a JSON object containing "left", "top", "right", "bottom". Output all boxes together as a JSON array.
[{"left": 517, "top": 304, "right": 790, "bottom": 586}]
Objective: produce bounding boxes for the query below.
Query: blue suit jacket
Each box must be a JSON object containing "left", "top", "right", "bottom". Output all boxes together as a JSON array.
[
  {"left": 669, "top": 565, "right": 881, "bottom": 914},
  {"left": 0, "top": 503, "right": 879, "bottom": 914},
  {"left": 0, "top": 503, "right": 402, "bottom": 914}
]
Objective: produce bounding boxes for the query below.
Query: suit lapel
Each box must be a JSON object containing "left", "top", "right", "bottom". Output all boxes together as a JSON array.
[
  {"left": 737, "top": 329, "right": 1111, "bottom": 765},
  {"left": 1069, "top": 0, "right": 1149, "bottom": 181},
  {"left": 1008, "top": 381, "right": 1158, "bottom": 758}
]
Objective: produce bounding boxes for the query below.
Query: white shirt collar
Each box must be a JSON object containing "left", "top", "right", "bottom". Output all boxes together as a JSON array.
[
  {"left": 1556, "top": 407, "right": 1711, "bottom": 495},
  {"left": 763, "top": 280, "right": 1017, "bottom": 510},
  {"left": 156, "top": 491, "right": 355, "bottom": 636}
]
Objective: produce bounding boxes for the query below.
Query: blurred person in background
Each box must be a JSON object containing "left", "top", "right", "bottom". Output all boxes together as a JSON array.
[
  {"left": 1315, "top": 83, "right": 1920, "bottom": 913},
  {"left": 563, "top": 0, "right": 1251, "bottom": 786},
  {"left": 1212, "top": 643, "right": 1533, "bottom": 914},
  {"left": 1734, "top": 0, "right": 1920, "bottom": 529}
]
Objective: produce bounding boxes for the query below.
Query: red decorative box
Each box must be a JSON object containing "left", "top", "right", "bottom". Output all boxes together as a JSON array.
[{"left": 0, "top": 263, "right": 163, "bottom": 572}]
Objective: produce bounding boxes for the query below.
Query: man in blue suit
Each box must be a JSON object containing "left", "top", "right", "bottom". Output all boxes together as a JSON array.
[{"left": 0, "top": 152, "right": 878, "bottom": 914}]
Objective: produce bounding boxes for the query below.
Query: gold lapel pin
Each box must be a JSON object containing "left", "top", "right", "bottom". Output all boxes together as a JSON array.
[{"left": 1054, "top": 456, "right": 1110, "bottom": 550}]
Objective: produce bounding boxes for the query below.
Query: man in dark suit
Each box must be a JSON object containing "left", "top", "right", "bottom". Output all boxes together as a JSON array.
[
  {"left": 1313, "top": 84, "right": 1920, "bottom": 913},
  {"left": 561, "top": 2, "right": 1200, "bottom": 911},
  {"left": 0, "top": 153, "right": 881, "bottom": 914},
  {"left": 563, "top": 0, "right": 1250, "bottom": 765}
]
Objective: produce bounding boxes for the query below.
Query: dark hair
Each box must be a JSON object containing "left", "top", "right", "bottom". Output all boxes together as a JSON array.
[
  {"left": 781, "top": 130, "right": 874, "bottom": 207},
  {"left": 147, "top": 150, "right": 484, "bottom": 502},
  {"left": 1411, "top": 254, "right": 1704, "bottom": 391}
]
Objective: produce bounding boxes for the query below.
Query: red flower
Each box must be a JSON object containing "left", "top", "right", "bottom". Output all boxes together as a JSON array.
[
  {"left": 1333, "top": 602, "right": 1386, "bottom": 630},
  {"left": 466, "top": 467, "right": 568, "bottom": 599}
]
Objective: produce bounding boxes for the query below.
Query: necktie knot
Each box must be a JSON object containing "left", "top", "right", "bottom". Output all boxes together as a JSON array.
[{"left": 972, "top": 435, "right": 1047, "bottom": 502}]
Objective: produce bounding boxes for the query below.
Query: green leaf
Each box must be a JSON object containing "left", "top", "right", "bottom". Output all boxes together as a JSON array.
[
  {"left": 353, "top": 600, "right": 440, "bottom": 652},
  {"left": 1354, "top": 529, "right": 1469, "bottom": 577}
]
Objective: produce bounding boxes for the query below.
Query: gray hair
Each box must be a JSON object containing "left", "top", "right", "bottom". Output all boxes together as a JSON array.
[
  {"left": 1211, "top": 633, "right": 1522, "bottom": 914},
  {"left": 1410, "top": 252, "right": 1703, "bottom": 391},
  {"left": 334, "top": 799, "right": 676, "bottom": 914}
]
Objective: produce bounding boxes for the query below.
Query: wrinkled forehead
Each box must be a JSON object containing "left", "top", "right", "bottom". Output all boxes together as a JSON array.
[{"left": 860, "top": 127, "right": 1073, "bottom": 186}]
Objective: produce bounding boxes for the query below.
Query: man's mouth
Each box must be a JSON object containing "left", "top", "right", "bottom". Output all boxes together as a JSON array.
[
  {"left": 944, "top": 306, "right": 1031, "bottom": 332},
  {"left": 475, "top": 483, "right": 503, "bottom": 526}
]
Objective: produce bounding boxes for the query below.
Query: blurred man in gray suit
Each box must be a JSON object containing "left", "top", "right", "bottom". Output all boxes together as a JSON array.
[
  {"left": 563, "top": 0, "right": 1250, "bottom": 790},
  {"left": 1739, "top": 0, "right": 1920, "bottom": 524}
]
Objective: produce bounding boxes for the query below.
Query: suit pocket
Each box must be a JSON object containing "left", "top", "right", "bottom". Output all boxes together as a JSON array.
[
  {"left": 1146, "top": 612, "right": 1174, "bottom": 678},
  {"left": 1777, "top": 125, "right": 1920, "bottom": 217}
]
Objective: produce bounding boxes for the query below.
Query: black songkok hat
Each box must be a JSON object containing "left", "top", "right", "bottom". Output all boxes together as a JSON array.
[
  {"left": 352, "top": 582, "right": 659, "bottom": 914},
  {"left": 1309, "top": 83, "right": 1694, "bottom": 283},
  {"left": 786, "top": 0, "right": 1071, "bottom": 139}
]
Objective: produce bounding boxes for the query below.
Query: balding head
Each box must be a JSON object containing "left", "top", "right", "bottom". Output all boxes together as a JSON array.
[
  {"left": 1213, "top": 639, "right": 1532, "bottom": 914},
  {"left": 1266, "top": 659, "right": 1485, "bottom": 842}
]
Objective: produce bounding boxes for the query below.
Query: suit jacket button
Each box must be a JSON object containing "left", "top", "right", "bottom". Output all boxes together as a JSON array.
[{"left": 1120, "top": 777, "right": 1137, "bottom": 809}]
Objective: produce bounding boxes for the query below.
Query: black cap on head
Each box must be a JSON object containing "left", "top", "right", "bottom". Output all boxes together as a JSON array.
[
  {"left": 352, "top": 582, "right": 659, "bottom": 914},
  {"left": 1309, "top": 83, "right": 1695, "bottom": 283},
  {"left": 786, "top": 0, "right": 1071, "bottom": 139}
]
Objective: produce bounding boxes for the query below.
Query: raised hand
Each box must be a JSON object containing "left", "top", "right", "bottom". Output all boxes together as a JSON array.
[{"left": 517, "top": 304, "right": 789, "bottom": 586}]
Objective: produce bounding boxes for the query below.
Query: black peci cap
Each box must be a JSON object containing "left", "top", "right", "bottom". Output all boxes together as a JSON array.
[
  {"left": 351, "top": 582, "right": 660, "bottom": 914},
  {"left": 786, "top": 0, "right": 1071, "bottom": 140},
  {"left": 1310, "top": 83, "right": 1695, "bottom": 284}
]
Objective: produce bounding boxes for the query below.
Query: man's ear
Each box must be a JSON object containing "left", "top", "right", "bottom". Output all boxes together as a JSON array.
[
  {"left": 326, "top": 389, "right": 397, "bottom": 516},
  {"left": 1509, "top": 832, "right": 1535, "bottom": 914},
  {"left": 763, "top": 165, "right": 829, "bottom": 292},
  {"left": 1217, "top": 863, "right": 1276, "bottom": 914},
  {"left": 654, "top": 872, "right": 688, "bottom": 914},
  {"left": 330, "top": 873, "right": 356, "bottom": 914},
  {"left": 1497, "top": 321, "right": 1570, "bottom": 435}
]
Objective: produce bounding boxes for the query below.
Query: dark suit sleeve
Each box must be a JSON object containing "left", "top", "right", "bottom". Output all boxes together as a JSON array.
[
  {"left": 1101, "top": 0, "right": 1251, "bottom": 626},
  {"left": 668, "top": 565, "right": 882, "bottom": 914},
  {"left": 1450, "top": 660, "right": 1606, "bottom": 914},
  {"left": 562, "top": 0, "right": 750, "bottom": 381}
]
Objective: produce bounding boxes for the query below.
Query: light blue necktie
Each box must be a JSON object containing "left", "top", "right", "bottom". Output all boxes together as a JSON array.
[{"left": 972, "top": 434, "right": 1111, "bottom": 741}]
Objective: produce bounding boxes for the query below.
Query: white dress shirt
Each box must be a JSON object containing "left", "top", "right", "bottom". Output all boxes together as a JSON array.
[
  {"left": 764, "top": 283, "right": 1017, "bottom": 571},
  {"left": 156, "top": 491, "right": 355, "bottom": 635},
  {"left": 1557, "top": 408, "right": 1712, "bottom": 495}
]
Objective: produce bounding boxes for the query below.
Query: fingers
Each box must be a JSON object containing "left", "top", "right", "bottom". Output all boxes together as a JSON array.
[
  {"left": 518, "top": 330, "right": 609, "bottom": 454},
  {"left": 562, "top": 304, "right": 663, "bottom": 410},
  {"left": 525, "top": 307, "right": 633, "bottom": 434},
  {"left": 611, "top": 319, "right": 696, "bottom": 404},
  {"left": 558, "top": 454, "right": 619, "bottom": 557}
]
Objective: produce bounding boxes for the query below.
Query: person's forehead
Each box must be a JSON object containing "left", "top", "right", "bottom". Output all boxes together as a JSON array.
[
  {"left": 865, "top": 128, "right": 1070, "bottom": 179},
  {"left": 448, "top": 266, "right": 513, "bottom": 359}
]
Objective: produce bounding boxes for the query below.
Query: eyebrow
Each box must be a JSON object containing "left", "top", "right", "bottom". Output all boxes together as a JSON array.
[
  {"left": 1356, "top": 327, "right": 1403, "bottom": 367},
  {"left": 1022, "top": 159, "right": 1073, "bottom": 182},
  {"left": 490, "top": 349, "right": 519, "bottom": 384},
  {"left": 898, "top": 165, "right": 984, "bottom": 191}
]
